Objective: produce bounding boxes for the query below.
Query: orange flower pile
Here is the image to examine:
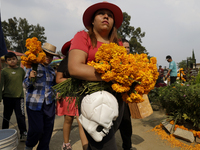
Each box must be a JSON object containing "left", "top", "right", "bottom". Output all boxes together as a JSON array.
[
  {"left": 170, "top": 120, "right": 200, "bottom": 138},
  {"left": 21, "top": 37, "right": 46, "bottom": 68},
  {"left": 152, "top": 124, "right": 200, "bottom": 150},
  {"left": 87, "top": 43, "right": 159, "bottom": 103}
]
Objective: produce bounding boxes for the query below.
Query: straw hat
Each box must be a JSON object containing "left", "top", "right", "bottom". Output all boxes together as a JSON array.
[
  {"left": 42, "top": 43, "right": 59, "bottom": 57},
  {"left": 83, "top": 2, "right": 123, "bottom": 29},
  {"left": 61, "top": 39, "right": 72, "bottom": 56}
]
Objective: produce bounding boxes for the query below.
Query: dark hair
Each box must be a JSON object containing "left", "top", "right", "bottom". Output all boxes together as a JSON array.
[
  {"left": 166, "top": 55, "right": 172, "bottom": 59},
  {"left": 5, "top": 52, "right": 17, "bottom": 61},
  {"left": 60, "top": 55, "right": 70, "bottom": 78},
  {"left": 121, "top": 38, "right": 129, "bottom": 43}
]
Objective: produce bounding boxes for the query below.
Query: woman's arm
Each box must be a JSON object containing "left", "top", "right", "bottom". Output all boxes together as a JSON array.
[
  {"left": 56, "top": 72, "right": 67, "bottom": 84},
  {"left": 68, "top": 49, "right": 102, "bottom": 81}
]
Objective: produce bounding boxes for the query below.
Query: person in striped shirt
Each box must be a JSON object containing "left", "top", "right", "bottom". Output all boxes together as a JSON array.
[{"left": 23, "top": 43, "right": 59, "bottom": 150}]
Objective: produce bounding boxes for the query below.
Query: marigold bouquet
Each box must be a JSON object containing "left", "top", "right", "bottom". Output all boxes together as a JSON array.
[
  {"left": 53, "top": 43, "right": 159, "bottom": 104},
  {"left": 177, "top": 68, "right": 186, "bottom": 82},
  {"left": 87, "top": 43, "right": 159, "bottom": 103},
  {"left": 21, "top": 37, "right": 46, "bottom": 82}
]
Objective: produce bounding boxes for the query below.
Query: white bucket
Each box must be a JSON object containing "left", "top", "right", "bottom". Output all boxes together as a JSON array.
[{"left": 0, "top": 129, "right": 18, "bottom": 150}]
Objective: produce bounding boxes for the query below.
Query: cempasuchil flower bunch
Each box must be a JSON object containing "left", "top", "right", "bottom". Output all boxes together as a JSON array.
[
  {"left": 177, "top": 68, "right": 186, "bottom": 82},
  {"left": 87, "top": 43, "right": 159, "bottom": 103},
  {"left": 21, "top": 37, "right": 46, "bottom": 68}
]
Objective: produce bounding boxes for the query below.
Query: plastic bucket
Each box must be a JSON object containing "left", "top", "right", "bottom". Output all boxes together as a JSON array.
[{"left": 0, "top": 129, "right": 18, "bottom": 150}]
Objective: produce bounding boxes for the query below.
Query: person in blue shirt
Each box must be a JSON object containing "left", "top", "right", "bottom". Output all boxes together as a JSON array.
[
  {"left": 165, "top": 55, "right": 177, "bottom": 85},
  {"left": 23, "top": 43, "right": 60, "bottom": 150}
]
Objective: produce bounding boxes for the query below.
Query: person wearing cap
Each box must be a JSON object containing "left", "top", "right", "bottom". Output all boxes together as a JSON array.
[
  {"left": 68, "top": 2, "right": 126, "bottom": 150},
  {"left": 23, "top": 43, "right": 59, "bottom": 150},
  {"left": 165, "top": 55, "right": 177, "bottom": 84},
  {"left": 56, "top": 40, "right": 88, "bottom": 150}
]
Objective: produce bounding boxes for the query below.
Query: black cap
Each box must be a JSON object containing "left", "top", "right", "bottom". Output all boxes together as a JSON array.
[{"left": 166, "top": 55, "right": 171, "bottom": 60}]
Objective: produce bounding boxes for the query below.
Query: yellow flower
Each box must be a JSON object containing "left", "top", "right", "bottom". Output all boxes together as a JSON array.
[
  {"left": 130, "top": 93, "right": 144, "bottom": 103},
  {"left": 24, "top": 51, "right": 31, "bottom": 56},
  {"left": 28, "top": 53, "right": 37, "bottom": 63},
  {"left": 135, "top": 85, "right": 145, "bottom": 94},
  {"left": 21, "top": 37, "right": 46, "bottom": 67},
  {"left": 87, "top": 43, "right": 159, "bottom": 103},
  {"left": 111, "top": 83, "right": 130, "bottom": 93},
  {"left": 101, "top": 71, "right": 115, "bottom": 82},
  {"left": 150, "top": 57, "right": 157, "bottom": 64},
  {"left": 21, "top": 60, "right": 32, "bottom": 68},
  {"left": 36, "top": 52, "right": 46, "bottom": 63},
  {"left": 21, "top": 55, "right": 28, "bottom": 61}
]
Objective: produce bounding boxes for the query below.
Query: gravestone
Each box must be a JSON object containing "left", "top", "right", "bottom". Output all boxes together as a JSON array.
[{"left": 190, "top": 68, "right": 198, "bottom": 76}]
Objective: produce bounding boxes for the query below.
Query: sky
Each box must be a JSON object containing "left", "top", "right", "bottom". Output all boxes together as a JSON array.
[{"left": 1, "top": 0, "right": 200, "bottom": 68}]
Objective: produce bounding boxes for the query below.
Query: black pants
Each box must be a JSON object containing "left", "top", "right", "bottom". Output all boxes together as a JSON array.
[
  {"left": 2, "top": 97, "right": 27, "bottom": 134},
  {"left": 26, "top": 101, "right": 55, "bottom": 150},
  {"left": 170, "top": 76, "right": 177, "bottom": 85},
  {"left": 119, "top": 103, "right": 132, "bottom": 150}
]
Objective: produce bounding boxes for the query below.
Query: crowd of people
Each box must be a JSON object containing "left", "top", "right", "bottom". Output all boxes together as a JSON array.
[
  {"left": 0, "top": 2, "right": 135, "bottom": 150},
  {"left": 156, "top": 55, "right": 178, "bottom": 87},
  {"left": 0, "top": 1, "right": 178, "bottom": 150}
]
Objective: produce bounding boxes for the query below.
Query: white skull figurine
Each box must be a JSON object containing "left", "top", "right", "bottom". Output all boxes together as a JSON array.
[{"left": 79, "top": 90, "right": 119, "bottom": 142}]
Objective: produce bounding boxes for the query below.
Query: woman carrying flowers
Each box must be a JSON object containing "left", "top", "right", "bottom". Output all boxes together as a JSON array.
[{"left": 68, "top": 2, "right": 124, "bottom": 150}]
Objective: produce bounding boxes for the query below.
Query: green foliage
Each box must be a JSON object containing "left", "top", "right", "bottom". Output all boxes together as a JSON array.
[
  {"left": 177, "top": 60, "right": 187, "bottom": 70},
  {"left": 195, "top": 71, "right": 200, "bottom": 84},
  {"left": 117, "top": 12, "right": 148, "bottom": 54},
  {"left": 184, "top": 68, "right": 196, "bottom": 85},
  {"left": 187, "top": 56, "right": 195, "bottom": 69},
  {"left": 149, "top": 83, "right": 200, "bottom": 128},
  {"left": 52, "top": 78, "right": 112, "bottom": 107},
  {"left": 2, "top": 17, "right": 46, "bottom": 53},
  {"left": 192, "top": 49, "right": 195, "bottom": 60}
]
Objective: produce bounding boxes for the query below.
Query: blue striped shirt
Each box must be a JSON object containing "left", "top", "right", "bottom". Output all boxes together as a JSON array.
[{"left": 23, "top": 64, "right": 56, "bottom": 111}]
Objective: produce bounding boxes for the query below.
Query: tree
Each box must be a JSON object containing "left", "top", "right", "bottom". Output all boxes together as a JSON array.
[
  {"left": 177, "top": 60, "right": 187, "bottom": 70},
  {"left": 2, "top": 17, "right": 46, "bottom": 53},
  {"left": 117, "top": 12, "right": 148, "bottom": 54},
  {"left": 192, "top": 49, "right": 195, "bottom": 60}
]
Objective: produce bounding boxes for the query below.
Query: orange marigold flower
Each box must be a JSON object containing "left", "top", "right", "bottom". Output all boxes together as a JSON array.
[
  {"left": 87, "top": 43, "right": 159, "bottom": 103},
  {"left": 101, "top": 71, "right": 115, "bottom": 82},
  {"left": 129, "top": 93, "right": 144, "bottom": 103},
  {"left": 24, "top": 51, "right": 32, "bottom": 56},
  {"left": 36, "top": 52, "right": 46, "bottom": 63},
  {"left": 150, "top": 57, "right": 157, "bottom": 64},
  {"left": 28, "top": 53, "right": 37, "bottom": 61},
  {"left": 111, "top": 83, "right": 130, "bottom": 93}
]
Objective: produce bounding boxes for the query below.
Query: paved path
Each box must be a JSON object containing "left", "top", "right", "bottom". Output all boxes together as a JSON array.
[
  {"left": 0, "top": 102, "right": 182, "bottom": 150},
  {"left": 70, "top": 109, "right": 181, "bottom": 150}
]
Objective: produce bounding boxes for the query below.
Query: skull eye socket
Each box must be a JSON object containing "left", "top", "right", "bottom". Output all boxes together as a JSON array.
[{"left": 96, "top": 125, "right": 104, "bottom": 132}]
